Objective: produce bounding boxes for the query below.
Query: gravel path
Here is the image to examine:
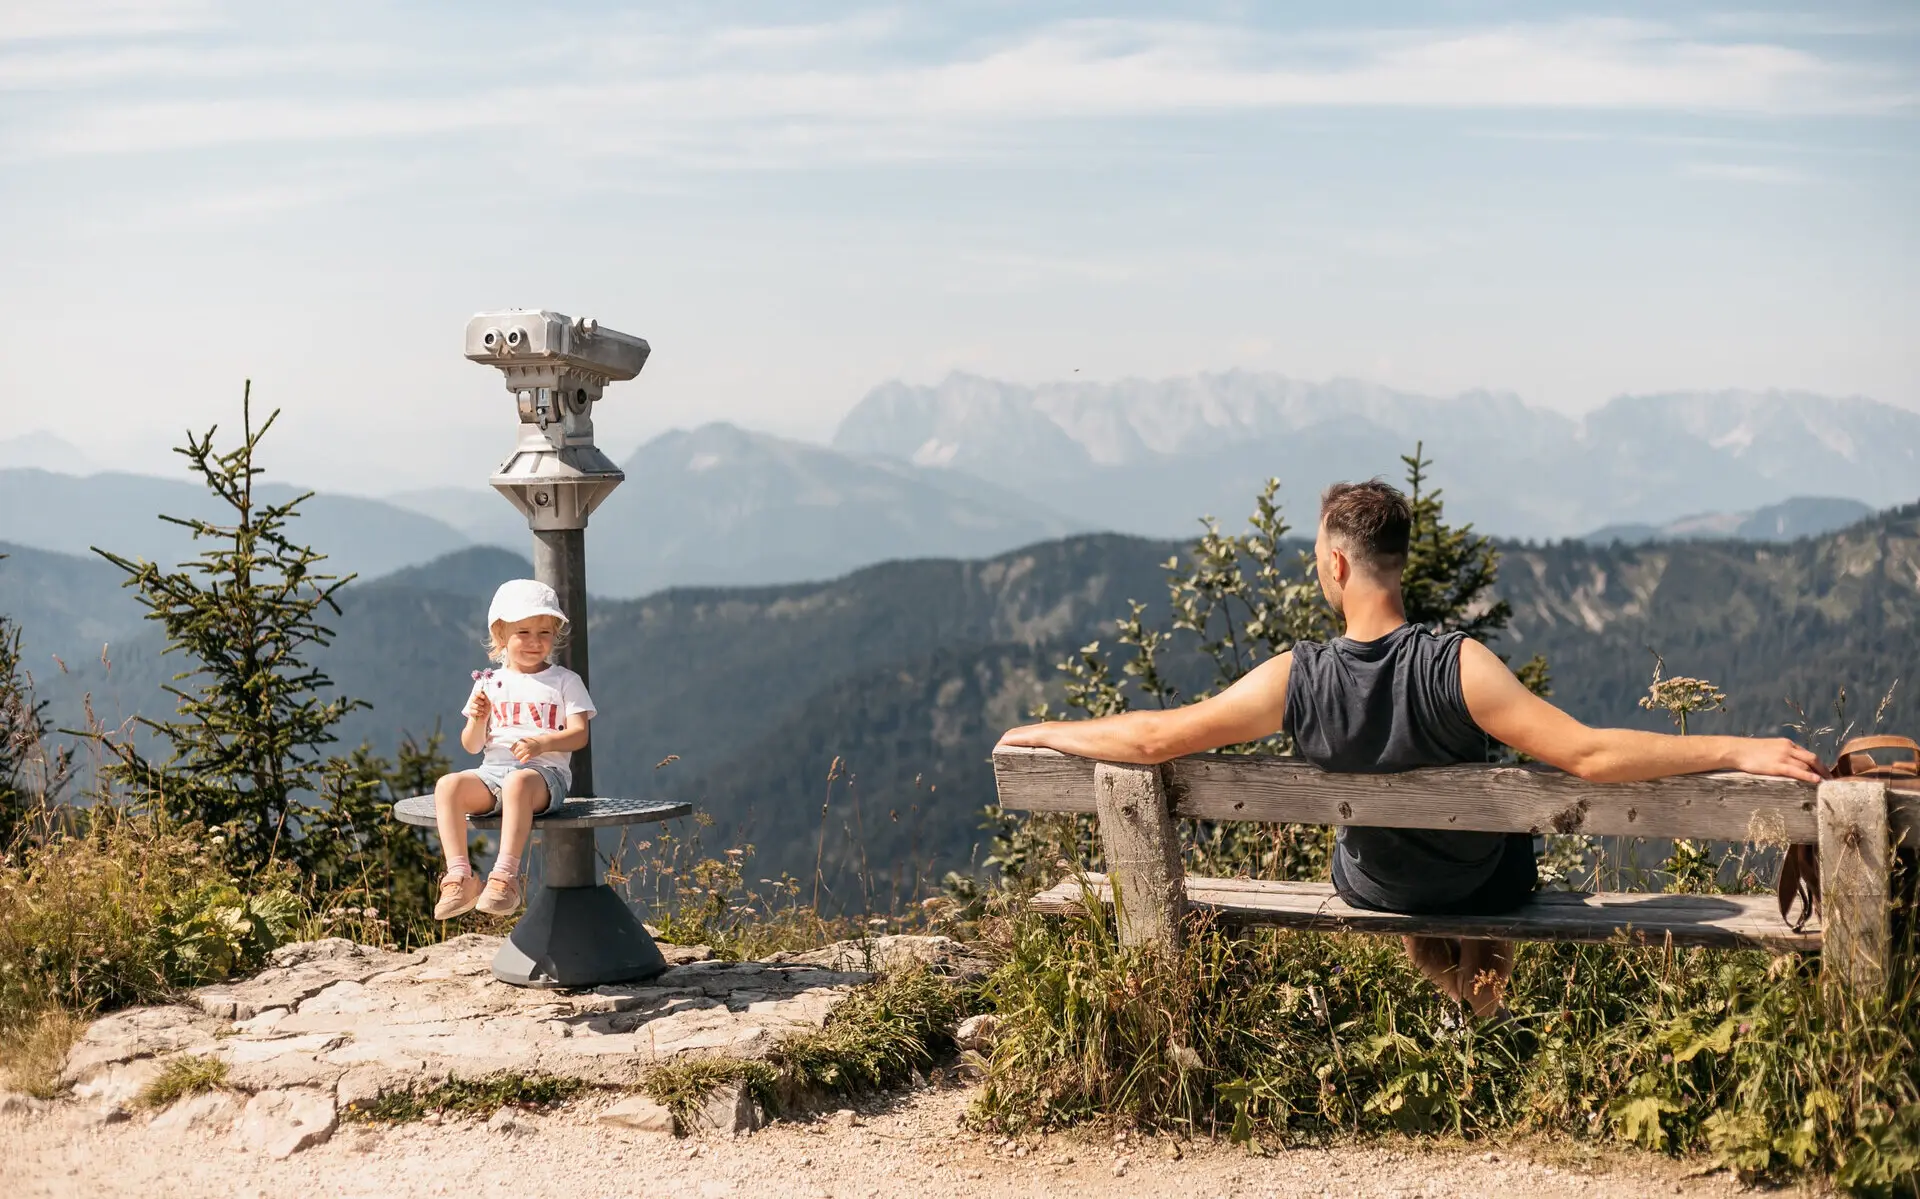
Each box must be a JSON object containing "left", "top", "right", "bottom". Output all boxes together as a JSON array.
[{"left": 12, "top": 1082, "right": 1806, "bottom": 1199}]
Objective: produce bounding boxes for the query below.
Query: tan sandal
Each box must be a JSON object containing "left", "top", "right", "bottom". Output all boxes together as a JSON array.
[
  {"left": 476, "top": 873, "right": 524, "bottom": 916},
  {"left": 434, "top": 873, "right": 483, "bottom": 920}
]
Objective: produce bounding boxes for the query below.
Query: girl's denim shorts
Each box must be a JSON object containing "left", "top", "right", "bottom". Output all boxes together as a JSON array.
[{"left": 467, "top": 761, "right": 569, "bottom": 817}]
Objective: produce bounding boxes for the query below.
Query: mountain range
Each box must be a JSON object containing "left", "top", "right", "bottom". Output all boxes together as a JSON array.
[
  {"left": 6, "top": 379, "right": 1911, "bottom": 604},
  {"left": 832, "top": 373, "right": 1920, "bottom": 540}
]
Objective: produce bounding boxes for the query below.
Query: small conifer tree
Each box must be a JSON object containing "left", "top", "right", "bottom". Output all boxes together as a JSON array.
[
  {"left": 92, "top": 386, "right": 361, "bottom": 868},
  {"left": 87, "top": 385, "right": 446, "bottom": 938}
]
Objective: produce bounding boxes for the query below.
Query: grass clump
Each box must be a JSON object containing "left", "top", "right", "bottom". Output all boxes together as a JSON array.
[
  {"left": 343, "top": 1072, "right": 588, "bottom": 1123},
  {"left": 644, "top": 964, "right": 977, "bottom": 1121},
  {"left": 643, "top": 1058, "right": 777, "bottom": 1123},
  {"left": 0, "top": 1007, "right": 84, "bottom": 1099},
  {"left": 976, "top": 898, "right": 1920, "bottom": 1194},
  {"left": 137, "top": 1054, "right": 229, "bottom": 1109},
  {"left": 769, "top": 962, "right": 971, "bottom": 1098}
]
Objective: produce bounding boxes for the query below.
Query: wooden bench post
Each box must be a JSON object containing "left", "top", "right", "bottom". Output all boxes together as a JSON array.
[
  {"left": 1093, "top": 762, "right": 1186, "bottom": 951},
  {"left": 1817, "top": 779, "right": 1892, "bottom": 1003}
]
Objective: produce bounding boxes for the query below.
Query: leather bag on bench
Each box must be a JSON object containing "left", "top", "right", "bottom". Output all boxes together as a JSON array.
[{"left": 1777, "top": 734, "right": 1918, "bottom": 932}]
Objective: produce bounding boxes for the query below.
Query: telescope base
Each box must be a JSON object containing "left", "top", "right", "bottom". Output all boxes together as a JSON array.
[{"left": 490, "top": 884, "right": 669, "bottom": 989}]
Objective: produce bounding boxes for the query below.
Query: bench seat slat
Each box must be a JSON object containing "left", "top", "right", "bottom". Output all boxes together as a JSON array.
[{"left": 1031, "top": 873, "right": 1820, "bottom": 952}]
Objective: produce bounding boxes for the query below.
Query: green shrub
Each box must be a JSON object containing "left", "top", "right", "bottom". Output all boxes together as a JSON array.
[{"left": 0, "top": 811, "right": 299, "bottom": 1030}]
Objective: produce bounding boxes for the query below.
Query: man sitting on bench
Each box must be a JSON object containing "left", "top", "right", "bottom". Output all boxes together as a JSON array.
[{"left": 995, "top": 480, "right": 1823, "bottom": 1018}]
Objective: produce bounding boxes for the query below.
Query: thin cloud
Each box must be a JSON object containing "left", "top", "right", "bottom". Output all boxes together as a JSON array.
[
  {"left": 0, "top": 0, "right": 218, "bottom": 43},
  {"left": 1683, "top": 161, "right": 1809, "bottom": 184},
  {"left": 2, "top": 14, "right": 1911, "bottom": 165}
]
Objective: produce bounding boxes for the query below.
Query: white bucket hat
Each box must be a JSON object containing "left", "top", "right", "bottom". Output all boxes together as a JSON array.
[{"left": 487, "top": 578, "right": 569, "bottom": 630}]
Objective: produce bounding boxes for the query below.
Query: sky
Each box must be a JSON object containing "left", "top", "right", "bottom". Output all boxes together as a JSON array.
[{"left": 1, "top": 1, "right": 1915, "bottom": 495}]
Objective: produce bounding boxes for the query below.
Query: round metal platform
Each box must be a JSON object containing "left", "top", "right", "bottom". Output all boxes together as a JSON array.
[{"left": 392, "top": 794, "right": 691, "bottom": 831}]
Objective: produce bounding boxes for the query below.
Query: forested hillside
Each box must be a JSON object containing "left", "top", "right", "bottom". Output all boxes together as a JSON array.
[{"left": 9, "top": 503, "right": 1915, "bottom": 889}]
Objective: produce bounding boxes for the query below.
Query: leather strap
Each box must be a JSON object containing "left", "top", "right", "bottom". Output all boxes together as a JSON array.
[{"left": 1834, "top": 735, "right": 1919, "bottom": 778}]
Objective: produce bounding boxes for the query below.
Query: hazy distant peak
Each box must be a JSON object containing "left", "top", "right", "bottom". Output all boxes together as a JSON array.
[
  {"left": 0, "top": 431, "right": 91, "bottom": 475},
  {"left": 1583, "top": 496, "right": 1877, "bottom": 546}
]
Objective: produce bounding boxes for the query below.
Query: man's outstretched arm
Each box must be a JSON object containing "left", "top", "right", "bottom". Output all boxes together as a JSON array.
[
  {"left": 1457, "top": 640, "right": 1823, "bottom": 783},
  {"left": 995, "top": 652, "right": 1294, "bottom": 764}
]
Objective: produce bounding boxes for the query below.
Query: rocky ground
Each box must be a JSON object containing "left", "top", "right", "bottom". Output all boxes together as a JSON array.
[{"left": 7, "top": 936, "right": 1812, "bottom": 1198}]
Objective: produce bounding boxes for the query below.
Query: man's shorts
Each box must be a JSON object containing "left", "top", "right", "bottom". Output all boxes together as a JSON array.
[
  {"left": 1332, "top": 831, "right": 1538, "bottom": 916},
  {"left": 465, "top": 762, "right": 569, "bottom": 818}
]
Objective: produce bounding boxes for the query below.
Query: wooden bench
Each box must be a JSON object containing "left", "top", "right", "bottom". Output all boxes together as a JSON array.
[
  {"left": 993, "top": 747, "right": 1920, "bottom": 998},
  {"left": 394, "top": 794, "right": 690, "bottom": 989}
]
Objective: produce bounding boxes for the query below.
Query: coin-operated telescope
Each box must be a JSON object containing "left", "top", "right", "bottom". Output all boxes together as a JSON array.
[{"left": 464, "top": 310, "right": 650, "bottom": 531}]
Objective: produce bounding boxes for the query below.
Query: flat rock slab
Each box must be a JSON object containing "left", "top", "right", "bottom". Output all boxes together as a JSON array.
[
  {"left": 50, "top": 934, "right": 976, "bottom": 1118},
  {"left": 232, "top": 1087, "right": 337, "bottom": 1159}
]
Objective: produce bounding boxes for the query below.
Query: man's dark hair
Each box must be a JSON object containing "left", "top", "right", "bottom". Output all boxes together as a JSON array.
[{"left": 1320, "top": 480, "right": 1411, "bottom": 572}]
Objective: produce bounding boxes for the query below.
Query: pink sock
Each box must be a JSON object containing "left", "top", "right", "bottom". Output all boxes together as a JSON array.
[
  {"left": 491, "top": 851, "right": 521, "bottom": 880},
  {"left": 445, "top": 856, "right": 471, "bottom": 880}
]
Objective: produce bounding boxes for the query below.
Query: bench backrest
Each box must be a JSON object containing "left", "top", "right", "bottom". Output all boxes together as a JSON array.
[{"left": 992, "top": 746, "right": 1920, "bottom": 847}]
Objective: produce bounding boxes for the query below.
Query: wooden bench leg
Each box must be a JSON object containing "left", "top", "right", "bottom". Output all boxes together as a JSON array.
[
  {"left": 1818, "top": 779, "right": 1891, "bottom": 1005},
  {"left": 1094, "top": 762, "right": 1186, "bottom": 951}
]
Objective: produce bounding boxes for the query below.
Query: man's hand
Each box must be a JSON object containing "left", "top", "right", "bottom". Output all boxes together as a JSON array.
[
  {"left": 1725, "top": 737, "right": 1826, "bottom": 783},
  {"left": 510, "top": 735, "right": 546, "bottom": 763},
  {"left": 995, "top": 724, "right": 1054, "bottom": 751}
]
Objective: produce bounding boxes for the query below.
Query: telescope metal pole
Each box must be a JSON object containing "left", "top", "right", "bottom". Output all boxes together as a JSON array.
[
  {"left": 532, "top": 529, "right": 591, "bottom": 758},
  {"left": 522, "top": 528, "right": 595, "bottom": 890}
]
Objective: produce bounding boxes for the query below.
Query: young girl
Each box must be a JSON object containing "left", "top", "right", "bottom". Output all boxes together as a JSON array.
[{"left": 432, "top": 578, "right": 596, "bottom": 919}]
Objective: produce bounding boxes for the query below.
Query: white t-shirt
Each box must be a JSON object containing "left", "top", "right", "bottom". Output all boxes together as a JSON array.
[{"left": 461, "top": 663, "right": 596, "bottom": 783}]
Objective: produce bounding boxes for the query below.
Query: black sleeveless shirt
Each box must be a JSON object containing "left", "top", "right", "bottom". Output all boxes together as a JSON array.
[{"left": 1283, "top": 623, "right": 1513, "bottom": 911}]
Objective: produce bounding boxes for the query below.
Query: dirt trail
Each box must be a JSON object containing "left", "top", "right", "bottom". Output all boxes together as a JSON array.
[{"left": 12, "top": 1083, "right": 1800, "bottom": 1199}]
